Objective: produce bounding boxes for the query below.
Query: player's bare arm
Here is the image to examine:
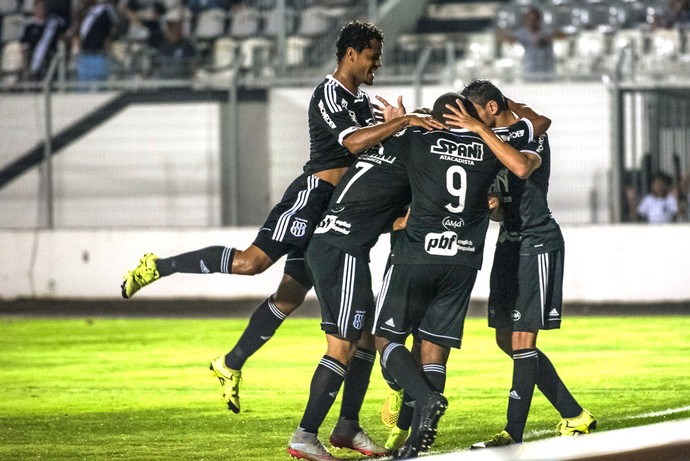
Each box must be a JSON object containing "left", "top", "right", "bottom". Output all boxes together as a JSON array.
[
  {"left": 444, "top": 100, "right": 541, "bottom": 179},
  {"left": 342, "top": 112, "right": 444, "bottom": 154},
  {"left": 506, "top": 97, "right": 551, "bottom": 136}
]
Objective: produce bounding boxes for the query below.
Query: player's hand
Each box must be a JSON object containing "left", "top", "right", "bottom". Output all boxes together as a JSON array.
[
  {"left": 406, "top": 113, "right": 446, "bottom": 131},
  {"left": 374, "top": 95, "right": 406, "bottom": 121},
  {"left": 392, "top": 208, "right": 410, "bottom": 231},
  {"left": 443, "top": 99, "right": 486, "bottom": 133},
  {"left": 488, "top": 194, "right": 500, "bottom": 210}
]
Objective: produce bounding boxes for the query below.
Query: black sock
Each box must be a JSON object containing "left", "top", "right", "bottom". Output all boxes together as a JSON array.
[
  {"left": 505, "top": 349, "right": 538, "bottom": 443},
  {"left": 224, "top": 297, "right": 287, "bottom": 370},
  {"left": 339, "top": 348, "right": 376, "bottom": 421},
  {"left": 396, "top": 392, "right": 415, "bottom": 431},
  {"left": 381, "top": 361, "right": 402, "bottom": 391},
  {"left": 536, "top": 349, "right": 582, "bottom": 419},
  {"left": 407, "top": 363, "right": 447, "bottom": 442},
  {"left": 380, "top": 342, "right": 432, "bottom": 402},
  {"left": 299, "top": 355, "right": 347, "bottom": 434},
  {"left": 156, "top": 246, "right": 235, "bottom": 276},
  {"left": 422, "top": 363, "right": 447, "bottom": 393}
]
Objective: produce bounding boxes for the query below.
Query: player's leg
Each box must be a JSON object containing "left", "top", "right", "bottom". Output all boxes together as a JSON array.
[
  {"left": 530, "top": 247, "right": 596, "bottom": 435},
  {"left": 377, "top": 264, "right": 463, "bottom": 457},
  {"left": 207, "top": 238, "right": 311, "bottom": 411},
  {"left": 121, "top": 245, "right": 274, "bottom": 299},
  {"left": 210, "top": 271, "right": 310, "bottom": 413},
  {"left": 330, "top": 329, "right": 387, "bottom": 457},
  {"left": 382, "top": 339, "right": 420, "bottom": 451},
  {"left": 288, "top": 334, "right": 356, "bottom": 461},
  {"left": 289, "top": 240, "right": 386, "bottom": 459},
  {"left": 504, "top": 330, "right": 539, "bottom": 443}
]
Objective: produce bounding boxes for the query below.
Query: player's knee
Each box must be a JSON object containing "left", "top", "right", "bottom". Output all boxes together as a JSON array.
[
  {"left": 271, "top": 294, "right": 304, "bottom": 313},
  {"left": 232, "top": 248, "right": 273, "bottom": 275}
]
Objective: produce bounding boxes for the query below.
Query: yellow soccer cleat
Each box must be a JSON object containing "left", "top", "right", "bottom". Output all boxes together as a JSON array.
[
  {"left": 209, "top": 355, "right": 242, "bottom": 413},
  {"left": 381, "top": 389, "right": 403, "bottom": 428},
  {"left": 384, "top": 425, "right": 409, "bottom": 451},
  {"left": 121, "top": 253, "right": 160, "bottom": 299},
  {"left": 557, "top": 409, "right": 597, "bottom": 436},
  {"left": 471, "top": 430, "right": 516, "bottom": 449}
]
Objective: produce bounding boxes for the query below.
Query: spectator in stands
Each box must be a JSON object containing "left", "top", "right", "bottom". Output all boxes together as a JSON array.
[
  {"left": 19, "top": 0, "right": 68, "bottom": 81},
  {"left": 151, "top": 9, "right": 199, "bottom": 79},
  {"left": 496, "top": 6, "right": 566, "bottom": 82},
  {"left": 121, "top": 0, "right": 167, "bottom": 48},
  {"left": 636, "top": 172, "right": 679, "bottom": 223},
  {"left": 654, "top": 0, "right": 690, "bottom": 29},
  {"left": 73, "top": 0, "right": 121, "bottom": 85}
]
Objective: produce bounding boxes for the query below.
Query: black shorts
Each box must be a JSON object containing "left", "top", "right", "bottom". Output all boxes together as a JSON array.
[
  {"left": 488, "top": 242, "right": 564, "bottom": 331},
  {"left": 306, "top": 239, "right": 374, "bottom": 341},
  {"left": 374, "top": 263, "right": 477, "bottom": 349},
  {"left": 253, "top": 173, "right": 334, "bottom": 289}
]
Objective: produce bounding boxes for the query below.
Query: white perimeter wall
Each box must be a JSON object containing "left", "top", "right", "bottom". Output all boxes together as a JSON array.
[{"left": 1, "top": 224, "right": 688, "bottom": 303}]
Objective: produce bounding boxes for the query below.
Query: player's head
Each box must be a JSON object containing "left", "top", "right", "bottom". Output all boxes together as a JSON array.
[
  {"left": 335, "top": 20, "right": 384, "bottom": 86},
  {"left": 431, "top": 92, "right": 478, "bottom": 122},
  {"left": 461, "top": 79, "right": 508, "bottom": 127},
  {"left": 336, "top": 20, "right": 384, "bottom": 61}
]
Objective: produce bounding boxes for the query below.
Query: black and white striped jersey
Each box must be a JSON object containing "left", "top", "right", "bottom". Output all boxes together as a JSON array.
[
  {"left": 492, "top": 133, "right": 564, "bottom": 254},
  {"left": 304, "top": 75, "right": 377, "bottom": 175},
  {"left": 388, "top": 120, "right": 533, "bottom": 269}
]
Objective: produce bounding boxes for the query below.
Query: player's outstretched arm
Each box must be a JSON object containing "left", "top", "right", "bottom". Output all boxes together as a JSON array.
[
  {"left": 444, "top": 100, "right": 541, "bottom": 179},
  {"left": 342, "top": 112, "right": 445, "bottom": 154},
  {"left": 506, "top": 97, "right": 551, "bottom": 136}
]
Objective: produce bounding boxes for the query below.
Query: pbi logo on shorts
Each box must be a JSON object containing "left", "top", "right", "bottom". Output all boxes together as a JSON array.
[
  {"left": 290, "top": 218, "right": 308, "bottom": 238},
  {"left": 425, "top": 231, "right": 458, "bottom": 256},
  {"left": 511, "top": 310, "right": 522, "bottom": 321}
]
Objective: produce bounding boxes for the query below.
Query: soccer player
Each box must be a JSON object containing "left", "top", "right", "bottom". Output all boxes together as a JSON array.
[
  {"left": 449, "top": 80, "right": 597, "bottom": 448},
  {"left": 379, "top": 85, "right": 553, "bottom": 455},
  {"left": 287, "top": 124, "right": 417, "bottom": 459},
  {"left": 119, "top": 20, "right": 441, "bottom": 421},
  {"left": 373, "top": 91, "right": 548, "bottom": 458}
]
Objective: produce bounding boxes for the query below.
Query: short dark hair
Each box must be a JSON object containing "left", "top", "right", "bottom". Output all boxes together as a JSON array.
[
  {"left": 461, "top": 79, "right": 508, "bottom": 113},
  {"left": 335, "top": 20, "right": 384, "bottom": 62},
  {"left": 431, "top": 92, "right": 478, "bottom": 121}
]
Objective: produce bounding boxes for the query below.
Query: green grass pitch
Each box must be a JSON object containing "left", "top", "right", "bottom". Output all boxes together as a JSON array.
[{"left": 2, "top": 314, "right": 689, "bottom": 460}]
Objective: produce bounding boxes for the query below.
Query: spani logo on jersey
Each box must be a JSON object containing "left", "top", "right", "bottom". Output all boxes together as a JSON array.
[
  {"left": 430, "top": 139, "right": 485, "bottom": 162},
  {"left": 425, "top": 231, "right": 476, "bottom": 256}
]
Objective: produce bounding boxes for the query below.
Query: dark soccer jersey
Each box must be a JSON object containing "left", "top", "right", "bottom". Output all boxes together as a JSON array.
[
  {"left": 312, "top": 147, "right": 410, "bottom": 260},
  {"left": 389, "top": 120, "right": 533, "bottom": 269},
  {"left": 20, "top": 16, "right": 67, "bottom": 76},
  {"left": 491, "top": 133, "right": 564, "bottom": 254},
  {"left": 304, "top": 75, "right": 378, "bottom": 175}
]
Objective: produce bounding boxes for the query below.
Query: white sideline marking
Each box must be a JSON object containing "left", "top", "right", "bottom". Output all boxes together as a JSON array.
[
  {"left": 621, "top": 405, "right": 690, "bottom": 420},
  {"left": 424, "top": 417, "right": 690, "bottom": 460},
  {"left": 522, "top": 406, "right": 690, "bottom": 440}
]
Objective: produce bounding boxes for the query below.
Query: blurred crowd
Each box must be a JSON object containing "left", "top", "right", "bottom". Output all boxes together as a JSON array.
[
  {"left": 3, "top": 0, "right": 690, "bottom": 85},
  {"left": 2, "top": 0, "right": 347, "bottom": 85}
]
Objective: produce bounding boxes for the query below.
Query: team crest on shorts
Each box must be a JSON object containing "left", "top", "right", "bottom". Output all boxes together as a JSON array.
[
  {"left": 511, "top": 310, "right": 522, "bottom": 321},
  {"left": 290, "top": 218, "right": 308, "bottom": 238},
  {"left": 353, "top": 312, "right": 365, "bottom": 330}
]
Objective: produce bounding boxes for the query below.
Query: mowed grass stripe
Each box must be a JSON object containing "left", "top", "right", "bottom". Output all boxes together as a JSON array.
[{"left": 1, "top": 315, "right": 689, "bottom": 460}]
